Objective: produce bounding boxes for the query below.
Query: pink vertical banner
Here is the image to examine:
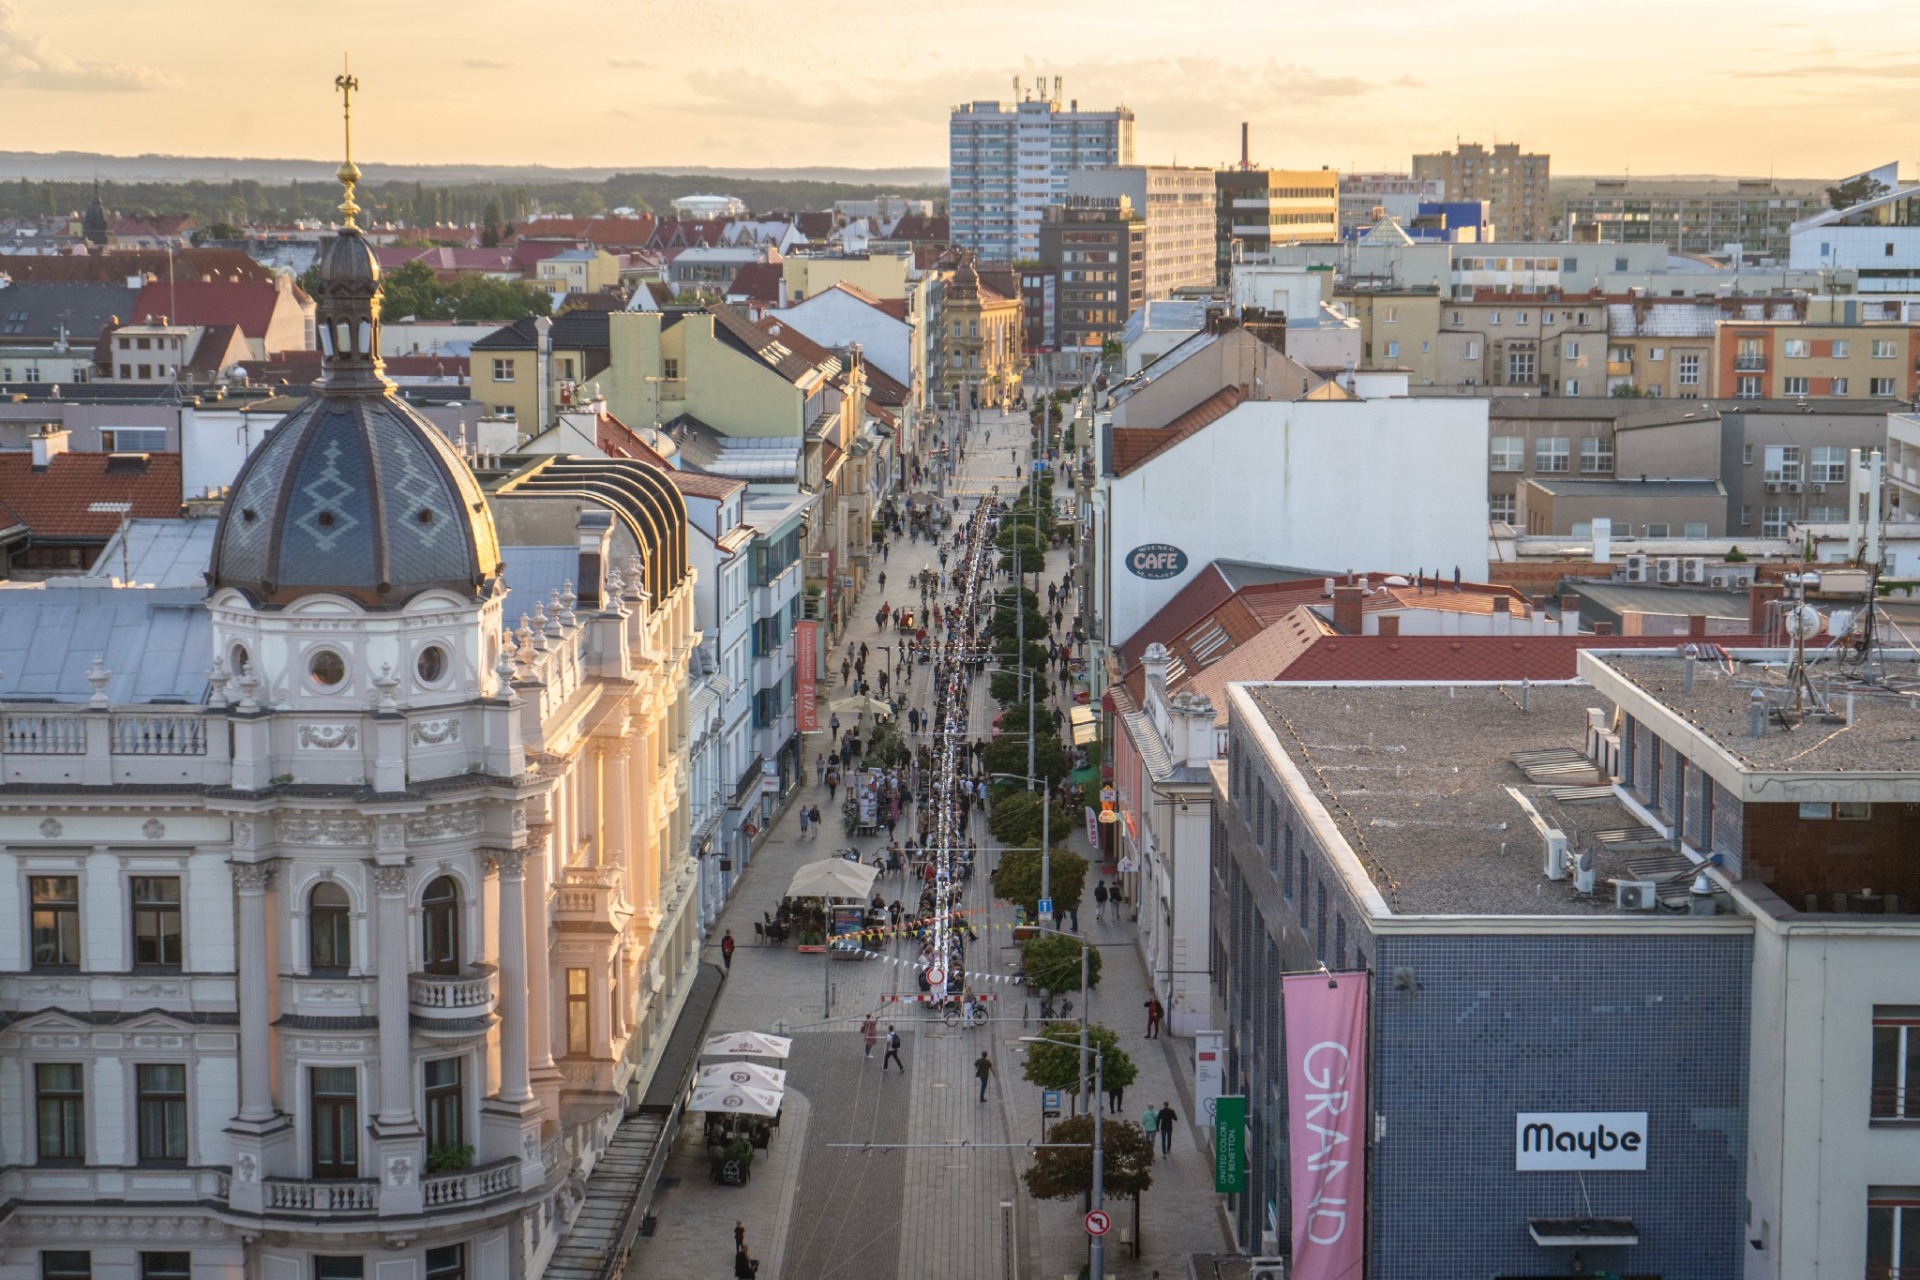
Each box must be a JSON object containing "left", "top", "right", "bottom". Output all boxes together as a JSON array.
[
  {"left": 795, "top": 620, "right": 819, "bottom": 733},
  {"left": 1282, "top": 971, "right": 1368, "bottom": 1280}
]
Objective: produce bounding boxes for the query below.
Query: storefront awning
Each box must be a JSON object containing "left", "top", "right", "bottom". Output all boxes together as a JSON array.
[
  {"left": 1527, "top": 1218, "right": 1639, "bottom": 1248},
  {"left": 639, "top": 961, "right": 728, "bottom": 1111}
]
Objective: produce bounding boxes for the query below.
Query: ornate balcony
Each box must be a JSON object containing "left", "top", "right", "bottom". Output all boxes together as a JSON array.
[
  {"left": 421, "top": 1158, "right": 520, "bottom": 1209},
  {"left": 262, "top": 1177, "right": 380, "bottom": 1215},
  {"left": 408, "top": 964, "right": 498, "bottom": 1038}
]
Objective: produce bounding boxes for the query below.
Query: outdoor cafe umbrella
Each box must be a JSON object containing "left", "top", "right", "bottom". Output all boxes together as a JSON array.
[
  {"left": 697, "top": 1061, "right": 788, "bottom": 1093},
  {"left": 702, "top": 1030, "right": 794, "bottom": 1060},
  {"left": 786, "top": 857, "right": 879, "bottom": 902},
  {"left": 688, "top": 1082, "right": 783, "bottom": 1118}
]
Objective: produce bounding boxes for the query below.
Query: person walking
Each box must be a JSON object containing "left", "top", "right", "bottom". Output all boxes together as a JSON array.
[
  {"left": 734, "top": 1246, "right": 759, "bottom": 1278},
  {"left": 861, "top": 1013, "right": 878, "bottom": 1059},
  {"left": 883, "top": 1025, "right": 905, "bottom": 1073},
  {"left": 810, "top": 804, "right": 823, "bottom": 837},
  {"left": 1156, "top": 1100, "right": 1177, "bottom": 1157},
  {"left": 815, "top": 752, "right": 826, "bottom": 786},
  {"left": 798, "top": 806, "right": 810, "bottom": 837},
  {"left": 1141, "top": 1102, "right": 1160, "bottom": 1137},
  {"left": 975, "top": 1050, "right": 994, "bottom": 1102},
  {"left": 1106, "top": 1080, "right": 1125, "bottom": 1114},
  {"left": 720, "top": 930, "right": 735, "bottom": 971},
  {"left": 1144, "top": 997, "right": 1163, "bottom": 1039},
  {"left": 734, "top": 1221, "right": 746, "bottom": 1253},
  {"left": 1093, "top": 880, "right": 1109, "bottom": 922}
]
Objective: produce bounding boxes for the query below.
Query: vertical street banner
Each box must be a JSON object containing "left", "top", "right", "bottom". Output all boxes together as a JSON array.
[
  {"left": 1085, "top": 806, "right": 1099, "bottom": 846},
  {"left": 795, "top": 619, "right": 819, "bottom": 733},
  {"left": 1282, "top": 972, "right": 1368, "bottom": 1280},
  {"left": 1213, "top": 1094, "right": 1246, "bottom": 1194}
]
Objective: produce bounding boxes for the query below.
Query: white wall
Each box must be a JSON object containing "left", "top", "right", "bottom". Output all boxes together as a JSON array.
[
  {"left": 1106, "top": 397, "right": 1490, "bottom": 644},
  {"left": 774, "top": 290, "right": 912, "bottom": 386}
]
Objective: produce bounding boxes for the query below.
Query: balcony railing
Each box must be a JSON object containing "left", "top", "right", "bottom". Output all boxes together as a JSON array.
[
  {"left": 1733, "top": 355, "right": 1767, "bottom": 371},
  {"left": 264, "top": 1177, "right": 379, "bottom": 1214},
  {"left": 421, "top": 1158, "right": 520, "bottom": 1208},
  {"left": 111, "top": 713, "right": 207, "bottom": 755},
  {"left": 408, "top": 964, "right": 498, "bottom": 1034},
  {"left": 4, "top": 713, "right": 88, "bottom": 754}
]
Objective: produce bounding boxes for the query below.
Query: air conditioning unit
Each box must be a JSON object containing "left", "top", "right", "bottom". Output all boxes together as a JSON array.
[
  {"left": 1681, "top": 557, "right": 1707, "bottom": 583},
  {"left": 1251, "top": 1260, "right": 1288, "bottom": 1280},
  {"left": 1813, "top": 483, "right": 1827, "bottom": 494},
  {"left": 1788, "top": 480, "right": 1804, "bottom": 493},
  {"left": 1623, "top": 553, "right": 1648, "bottom": 583},
  {"left": 1614, "top": 879, "right": 1658, "bottom": 911},
  {"left": 1765, "top": 481, "right": 1782, "bottom": 493},
  {"left": 1655, "top": 557, "right": 1679, "bottom": 582},
  {"left": 1710, "top": 572, "right": 1732, "bottom": 589}
]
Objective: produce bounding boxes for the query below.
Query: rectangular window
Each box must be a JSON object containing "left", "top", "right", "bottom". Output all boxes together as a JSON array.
[
  {"left": 1535, "top": 437, "right": 1569, "bottom": 473},
  {"left": 139, "top": 1257, "right": 191, "bottom": 1280},
  {"left": 1764, "top": 446, "right": 1802, "bottom": 483},
  {"left": 1649, "top": 346, "right": 1665, "bottom": 361},
  {"left": 425, "top": 1058, "right": 464, "bottom": 1152},
  {"left": 1685, "top": 522, "right": 1709, "bottom": 538},
  {"left": 1565, "top": 380, "right": 1580, "bottom": 397},
  {"left": 132, "top": 877, "right": 183, "bottom": 970},
  {"left": 1736, "top": 375, "right": 1762, "bottom": 399},
  {"left": 313, "top": 1260, "right": 364, "bottom": 1280},
  {"left": 1580, "top": 437, "right": 1614, "bottom": 473},
  {"left": 567, "top": 968, "right": 590, "bottom": 1055},
  {"left": 1490, "top": 493, "right": 1516, "bottom": 523},
  {"left": 662, "top": 358, "right": 680, "bottom": 380},
  {"left": 1832, "top": 377, "right": 1851, "bottom": 396},
  {"left": 31, "top": 877, "right": 80, "bottom": 968},
  {"left": 1384, "top": 340, "right": 1399, "bottom": 358},
  {"left": 100, "top": 427, "right": 168, "bottom": 452},
  {"left": 1867, "top": 1195, "right": 1920, "bottom": 1279},
  {"left": 35, "top": 1064, "right": 84, "bottom": 1164},
  {"left": 1783, "top": 376, "right": 1809, "bottom": 396},
  {"left": 1763, "top": 506, "right": 1792, "bottom": 538},
  {"left": 1677, "top": 353, "right": 1700, "bottom": 385},
  {"left": 1832, "top": 340, "right": 1850, "bottom": 358},
  {"left": 425, "top": 1246, "right": 466, "bottom": 1280},
  {"left": 1811, "top": 446, "right": 1848, "bottom": 484},
  {"left": 1507, "top": 348, "right": 1535, "bottom": 384},
  {"left": 41, "top": 1254, "right": 91, "bottom": 1280},
  {"left": 490, "top": 359, "right": 513, "bottom": 382},
  {"left": 1872, "top": 377, "right": 1897, "bottom": 398},
  {"left": 309, "top": 1067, "right": 359, "bottom": 1179},
  {"left": 1488, "top": 436, "right": 1524, "bottom": 472},
  {"left": 136, "top": 1064, "right": 188, "bottom": 1165},
  {"left": 1783, "top": 338, "right": 1810, "bottom": 358},
  {"left": 1873, "top": 339, "right": 1898, "bottom": 359},
  {"left": 1564, "top": 339, "right": 1581, "bottom": 359}
]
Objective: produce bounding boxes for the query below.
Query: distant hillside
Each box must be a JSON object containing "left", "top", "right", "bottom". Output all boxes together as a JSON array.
[{"left": 0, "top": 151, "right": 945, "bottom": 189}]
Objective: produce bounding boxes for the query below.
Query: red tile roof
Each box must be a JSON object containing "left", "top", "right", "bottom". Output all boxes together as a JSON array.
[
  {"left": 130, "top": 280, "right": 285, "bottom": 337},
  {"left": 511, "top": 215, "right": 659, "bottom": 248},
  {"left": 665, "top": 469, "right": 747, "bottom": 500},
  {"left": 0, "top": 451, "right": 183, "bottom": 540},
  {"left": 887, "top": 214, "right": 949, "bottom": 244},
  {"left": 727, "top": 262, "right": 787, "bottom": 305},
  {"left": 1110, "top": 386, "right": 1242, "bottom": 476},
  {"left": 1277, "top": 633, "right": 1771, "bottom": 683},
  {"left": 0, "top": 248, "right": 271, "bottom": 284}
]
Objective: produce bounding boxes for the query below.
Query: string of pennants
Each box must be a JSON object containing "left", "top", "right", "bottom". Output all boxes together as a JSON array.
[
  {"left": 829, "top": 907, "right": 1064, "bottom": 947},
  {"left": 850, "top": 944, "right": 1028, "bottom": 991},
  {"left": 879, "top": 991, "right": 1001, "bottom": 1004}
]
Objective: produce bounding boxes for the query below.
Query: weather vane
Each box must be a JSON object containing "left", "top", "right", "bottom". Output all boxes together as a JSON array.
[{"left": 334, "top": 55, "right": 361, "bottom": 227}]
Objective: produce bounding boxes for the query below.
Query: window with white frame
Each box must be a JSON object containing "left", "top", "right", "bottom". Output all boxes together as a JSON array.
[
  {"left": 1489, "top": 493, "right": 1516, "bottom": 523},
  {"left": 490, "top": 359, "right": 514, "bottom": 382},
  {"left": 1832, "top": 377, "right": 1851, "bottom": 396},
  {"left": 1873, "top": 339, "right": 1898, "bottom": 359},
  {"left": 1649, "top": 346, "right": 1665, "bottom": 361},
  {"left": 1385, "top": 340, "right": 1399, "bottom": 358},
  {"left": 1488, "top": 311, "right": 1501, "bottom": 326},
  {"left": 1535, "top": 436, "right": 1569, "bottom": 473},
  {"left": 1564, "top": 339, "right": 1581, "bottom": 359},
  {"left": 1580, "top": 437, "right": 1613, "bottom": 473},
  {"left": 1565, "top": 379, "right": 1581, "bottom": 396},
  {"left": 1489, "top": 436, "right": 1524, "bottom": 471},
  {"left": 1873, "top": 377, "right": 1898, "bottom": 397},
  {"left": 1507, "top": 348, "right": 1536, "bottom": 384},
  {"left": 1783, "top": 376, "right": 1809, "bottom": 396},
  {"left": 1873, "top": 1009, "right": 1920, "bottom": 1119},
  {"left": 1677, "top": 353, "right": 1700, "bottom": 385},
  {"left": 1811, "top": 445, "right": 1848, "bottom": 484},
  {"left": 1763, "top": 445, "right": 1801, "bottom": 482},
  {"left": 1464, "top": 340, "right": 1480, "bottom": 359},
  {"left": 1736, "top": 375, "right": 1762, "bottom": 399},
  {"left": 1684, "top": 522, "right": 1708, "bottom": 538},
  {"left": 1832, "top": 340, "right": 1850, "bottom": 358},
  {"left": 101, "top": 428, "right": 168, "bottom": 452},
  {"left": 1783, "top": 338, "right": 1810, "bottom": 358},
  {"left": 1762, "top": 505, "right": 1791, "bottom": 537}
]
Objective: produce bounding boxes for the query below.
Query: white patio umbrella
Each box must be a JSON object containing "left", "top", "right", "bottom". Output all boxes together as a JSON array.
[
  {"left": 702, "top": 1030, "right": 794, "bottom": 1060},
  {"left": 697, "top": 1061, "right": 788, "bottom": 1093},
  {"left": 786, "top": 857, "right": 879, "bottom": 902},
  {"left": 688, "top": 1082, "right": 783, "bottom": 1117}
]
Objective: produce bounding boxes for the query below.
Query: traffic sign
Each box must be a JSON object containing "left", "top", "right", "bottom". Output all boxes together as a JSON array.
[
  {"left": 925, "top": 965, "right": 946, "bottom": 989},
  {"left": 1084, "top": 1209, "right": 1110, "bottom": 1236},
  {"left": 1042, "top": 1089, "right": 1062, "bottom": 1118},
  {"left": 1036, "top": 898, "right": 1052, "bottom": 919}
]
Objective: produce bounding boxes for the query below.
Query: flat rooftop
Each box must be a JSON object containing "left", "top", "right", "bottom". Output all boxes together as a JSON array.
[
  {"left": 1246, "top": 682, "right": 1712, "bottom": 917},
  {"left": 1598, "top": 651, "right": 1920, "bottom": 773}
]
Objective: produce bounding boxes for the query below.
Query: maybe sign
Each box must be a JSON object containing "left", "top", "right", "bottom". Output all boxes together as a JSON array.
[
  {"left": 1515, "top": 1112, "right": 1648, "bottom": 1172},
  {"left": 1124, "top": 543, "right": 1189, "bottom": 580},
  {"left": 1214, "top": 1094, "right": 1247, "bottom": 1194}
]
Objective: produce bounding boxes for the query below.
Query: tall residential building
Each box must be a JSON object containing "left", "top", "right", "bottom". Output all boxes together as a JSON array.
[
  {"left": 1067, "top": 165, "right": 1216, "bottom": 300},
  {"left": 1413, "top": 142, "right": 1551, "bottom": 241},
  {"left": 1213, "top": 167, "right": 1340, "bottom": 282},
  {"left": 1564, "top": 178, "right": 1819, "bottom": 258},
  {"left": 948, "top": 92, "right": 1135, "bottom": 264},
  {"left": 1039, "top": 196, "right": 1146, "bottom": 349}
]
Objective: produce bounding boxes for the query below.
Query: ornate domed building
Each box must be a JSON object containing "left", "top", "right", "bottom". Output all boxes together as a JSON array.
[{"left": 0, "top": 85, "right": 710, "bottom": 1280}]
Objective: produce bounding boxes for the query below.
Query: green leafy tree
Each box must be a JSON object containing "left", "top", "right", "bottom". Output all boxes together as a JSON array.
[
  {"left": 1021, "top": 932, "right": 1102, "bottom": 995},
  {"left": 1828, "top": 174, "right": 1890, "bottom": 211},
  {"left": 1019, "top": 1021, "right": 1139, "bottom": 1102},
  {"left": 991, "top": 636, "right": 1049, "bottom": 674},
  {"left": 481, "top": 199, "right": 502, "bottom": 247},
  {"left": 992, "top": 846, "right": 1085, "bottom": 917},
  {"left": 983, "top": 732, "right": 1067, "bottom": 787},
  {"left": 865, "top": 717, "right": 908, "bottom": 769},
  {"left": 987, "top": 790, "right": 1075, "bottom": 851},
  {"left": 996, "top": 522, "right": 1045, "bottom": 566},
  {"left": 1025, "top": 1114, "right": 1154, "bottom": 1203},
  {"left": 987, "top": 600, "right": 1048, "bottom": 642},
  {"left": 1609, "top": 383, "right": 1652, "bottom": 398}
]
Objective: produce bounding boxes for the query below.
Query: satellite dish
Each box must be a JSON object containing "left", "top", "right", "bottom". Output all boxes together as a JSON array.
[{"left": 1784, "top": 604, "right": 1823, "bottom": 640}]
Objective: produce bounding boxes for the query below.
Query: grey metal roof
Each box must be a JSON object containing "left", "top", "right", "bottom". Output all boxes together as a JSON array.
[
  {"left": 0, "top": 281, "right": 140, "bottom": 343},
  {"left": 86, "top": 517, "right": 217, "bottom": 588},
  {"left": 501, "top": 546, "right": 577, "bottom": 618},
  {"left": 1573, "top": 581, "right": 1751, "bottom": 620},
  {"left": 1526, "top": 478, "right": 1725, "bottom": 498},
  {"left": 0, "top": 584, "right": 211, "bottom": 703}
]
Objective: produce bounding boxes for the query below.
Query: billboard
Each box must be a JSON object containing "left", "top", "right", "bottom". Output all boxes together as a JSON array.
[
  {"left": 1283, "top": 972, "right": 1367, "bottom": 1280},
  {"left": 795, "top": 619, "right": 819, "bottom": 733}
]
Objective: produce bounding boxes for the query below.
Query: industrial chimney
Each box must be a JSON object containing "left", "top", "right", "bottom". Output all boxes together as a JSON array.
[{"left": 1240, "top": 123, "right": 1250, "bottom": 170}]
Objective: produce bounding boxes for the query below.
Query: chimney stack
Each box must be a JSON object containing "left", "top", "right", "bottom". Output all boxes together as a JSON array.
[
  {"left": 1240, "top": 122, "right": 1250, "bottom": 170},
  {"left": 1333, "top": 585, "right": 1364, "bottom": 635}
]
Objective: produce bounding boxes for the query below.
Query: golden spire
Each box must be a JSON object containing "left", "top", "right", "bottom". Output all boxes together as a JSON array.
[{"left": 333, "top": 55, "right": 361, "bottom": 227}]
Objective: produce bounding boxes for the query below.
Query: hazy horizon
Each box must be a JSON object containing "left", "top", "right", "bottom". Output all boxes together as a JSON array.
[{"left": 1, "top": 0, "right": 1914, "bottom": 176}]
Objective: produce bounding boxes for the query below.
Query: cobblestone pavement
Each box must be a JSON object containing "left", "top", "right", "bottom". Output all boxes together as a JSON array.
[{"left": 625, "top": 404, "right": 1230, "bottom": 1279}]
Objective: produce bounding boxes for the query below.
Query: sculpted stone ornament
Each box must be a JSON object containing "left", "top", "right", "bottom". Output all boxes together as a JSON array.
[
  {"left": 298, "top": 723, "right": 358, "bottom": 750},
  {"left": 231, "top": 861, "right": 275, "bottom": 892},
  {"left": 235, "top": 1152, "right": 257, "bottom": 1183},
  {"left": 372, "top": 662, "right": 401, "bottom": 713},
  {"left": 38, "top": 818, "right": 62, "bottom": 838},
  {"left": 278, "top": 816, "right": 370, "bottom": 844},
  {"left": 142, "top": 818, "right": 166, "bottom": 840},
  {"left": 371, "top": 864, "right": 410, "bottom": 895},
  {"left": 386, "top": 1155, "right": 413, "bottom": 1187},
  {"left": 411, "top": 717, "right": 461, "bottom": 746}
]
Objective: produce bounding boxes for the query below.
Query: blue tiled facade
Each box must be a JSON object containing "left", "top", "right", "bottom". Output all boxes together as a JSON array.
[{"left": 1216, "top": 715, "right": 1752, "bottom": 1278}]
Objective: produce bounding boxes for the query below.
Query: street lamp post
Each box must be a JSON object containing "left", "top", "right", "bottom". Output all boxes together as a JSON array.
[{"left": 1022, "top": 1032, "right": 1104, "bottom": 1280}]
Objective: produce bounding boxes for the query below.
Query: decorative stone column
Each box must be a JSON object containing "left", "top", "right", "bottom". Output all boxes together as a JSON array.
[
  {"left": 369, "top": 861, "right": 424, "bottom": 1217},
  {"left": 494, "top": 849, "right": 531, "bottom": 1105},
  {"left": 233, "top": 861, "right": 277, "bottom": 1123}
]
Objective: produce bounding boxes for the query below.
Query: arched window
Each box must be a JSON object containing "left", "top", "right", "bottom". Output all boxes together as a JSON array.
[
  {"left": 422, "top": 877, "right": 460, "bottom": 975},
  {"left": 308, "top": 882, "right": 351, "bottom": 973}
]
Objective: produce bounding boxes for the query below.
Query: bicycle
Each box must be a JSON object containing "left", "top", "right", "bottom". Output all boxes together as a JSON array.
[{"left": 1036, "top": 993, "right": 1074, "bottom": 1021}]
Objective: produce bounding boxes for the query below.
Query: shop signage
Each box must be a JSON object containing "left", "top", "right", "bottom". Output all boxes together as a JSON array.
[
  {"left": 1283, "top": 972, "right": 1367, "bottom": 1280},
  {"left": 1515, "top": 1112, "right": 1648, "bottom": 1171},
  {"left": 795, "top": 620, "right": 819, "bottom": 733},
  {"left": 1213, "top": 1093, "right": 1246, "bottom": 1194},
  {"left": 1125, "top": 543, "right": 1189, "bottom": 579}
]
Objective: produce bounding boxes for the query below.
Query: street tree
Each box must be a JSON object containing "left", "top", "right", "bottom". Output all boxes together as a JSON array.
[
  {"left": 992, "top": 846, "right": 1085, "bottom": 918},
  {"left": 1020, "top": 931, "right": 1102, "bottom": 995},
  {"left": 1024, "top": 1114, "right": 1154, "bottom": 1204},
  {"left": 1020, "top": 1021, "right": 1139, "bottom": 1115}
]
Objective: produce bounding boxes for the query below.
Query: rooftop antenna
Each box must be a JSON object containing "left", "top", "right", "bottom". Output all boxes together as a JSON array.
[{"left": 334, "top": 54, "right": 362, "bottom": 228}]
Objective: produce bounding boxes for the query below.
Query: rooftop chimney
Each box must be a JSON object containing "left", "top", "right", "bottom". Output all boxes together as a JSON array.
[
  {"left": 1333, "top": 585, "right": 1364, "bottom": 635},
  {"left": 30, "top": 426, "right": 70, "bottom": 469},
  {"left": 1240, "top": 122, "right": 1250, "bottom": 170}
]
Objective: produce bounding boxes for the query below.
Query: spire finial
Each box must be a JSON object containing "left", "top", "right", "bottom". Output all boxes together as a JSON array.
[{"left": 333, "top": 55, "right": 362, "bottom": 227}]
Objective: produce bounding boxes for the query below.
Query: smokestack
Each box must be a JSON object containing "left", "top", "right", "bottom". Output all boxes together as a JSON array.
[{"left": 1240, "top": 122, "right": 1250, "bottom": 170}]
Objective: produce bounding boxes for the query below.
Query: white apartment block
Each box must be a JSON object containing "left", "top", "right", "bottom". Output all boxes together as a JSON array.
[
  {"left": 1068, "top": 166, "right": 1217, "bottom": 301},
  {"left": 949, "top": 94, "right": 1135, "bottom": 264}
]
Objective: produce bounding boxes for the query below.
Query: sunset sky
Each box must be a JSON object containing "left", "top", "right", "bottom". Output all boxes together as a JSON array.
[{"left": 2, "top": 0, "right": 1915, "bottom": 177}]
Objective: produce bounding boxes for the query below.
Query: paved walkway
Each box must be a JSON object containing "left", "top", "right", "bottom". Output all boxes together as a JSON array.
[{"left": 624, "top": 404, "right": 1231, "bottom": 1279}]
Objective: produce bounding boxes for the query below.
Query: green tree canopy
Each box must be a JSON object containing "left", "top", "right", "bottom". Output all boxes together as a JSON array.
[
  {"left": 992, "top": 845, "right": 1085, "bottom": 917},
  {"left": 1021, "top": 932, "right": 1102, "bottom": 995},
  {"left": 1828, "top": 174, "right": 1891, "bottom": 211},
  {"left": 982, "top": 732, "right": 1067, "bottom": 788},
  {"left": 374, "top": 259, "right": 553, "bottom": 322},
  {"left": 1019, "top": 1021, "right": 1139, "bottom": 1097},
  {"left": 865, "top": 717, "right": 909, "bottom": 769},
  {"left": 986, "top": 789, "right": 1075, "bottom": 849},
  {"left": 1025, "top": 1114, "right": 1154, "bottom": 1201}
]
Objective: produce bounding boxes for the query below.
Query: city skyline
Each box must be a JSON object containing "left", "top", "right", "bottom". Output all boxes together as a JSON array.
[{"left": 1, "top": 0, "right": 1916, "bottom": 176}]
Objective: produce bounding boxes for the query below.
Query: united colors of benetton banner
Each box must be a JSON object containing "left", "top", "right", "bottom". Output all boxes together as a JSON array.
[
  {"left": 1282, "top": 972, "right": 1367, "bottom": 1280},
  {"left": 795, "top": 620, "right": 819, "bottom": 733}
]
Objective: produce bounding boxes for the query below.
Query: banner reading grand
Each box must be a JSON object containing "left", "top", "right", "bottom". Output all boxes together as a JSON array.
[
  {"left": 795, "top": 620, "right": 819, "bottom": 733},
  {"left": 1282, "top": 972, "right": 1368, "bottom": 1280}
]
